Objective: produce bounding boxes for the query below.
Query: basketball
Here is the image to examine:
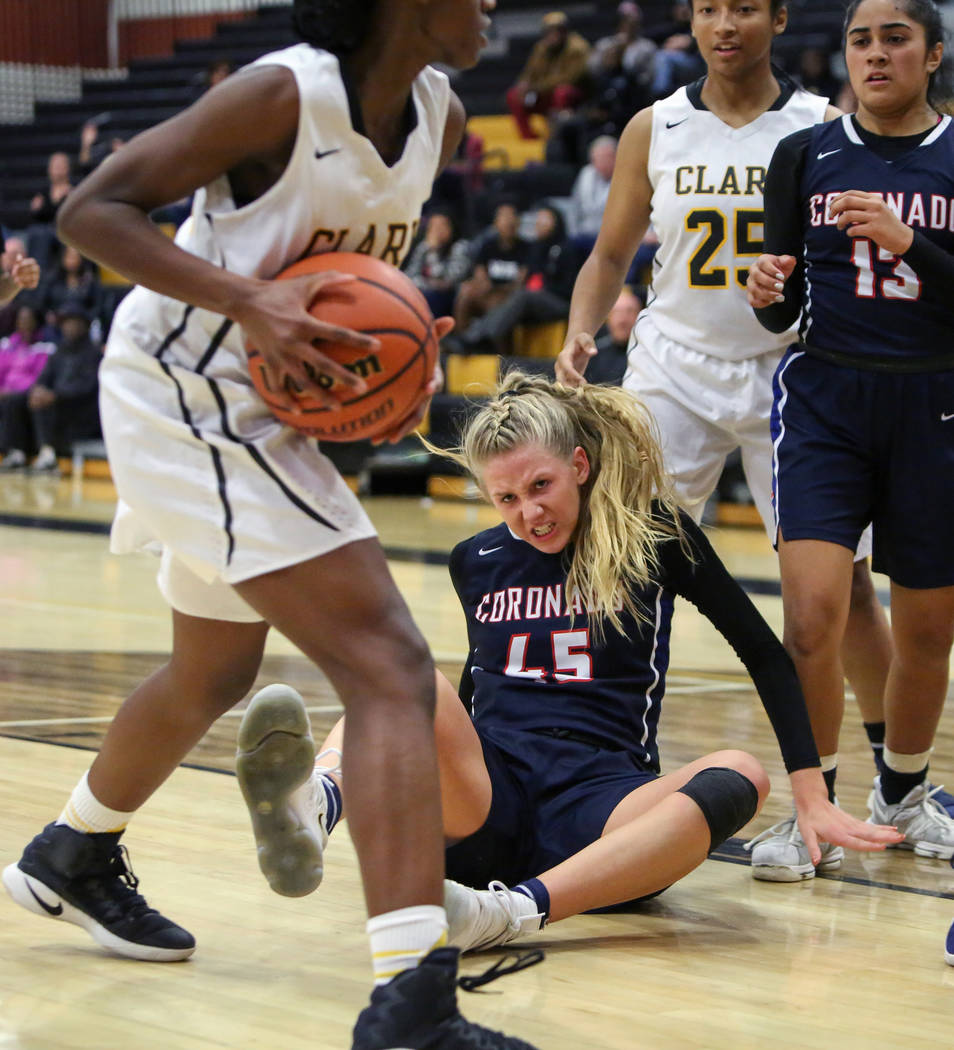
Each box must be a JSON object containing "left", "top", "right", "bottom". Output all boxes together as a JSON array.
[{"left": 245, "top": 252, "right": 438, "bottom": 442}]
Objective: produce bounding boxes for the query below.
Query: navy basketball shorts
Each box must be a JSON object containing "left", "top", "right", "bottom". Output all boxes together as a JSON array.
[
  {"left": 444, "top": 723, "right": 658, "bottom": 888},
  {"left": 771, "top": 347, "right": 954, "bottom": 588}
]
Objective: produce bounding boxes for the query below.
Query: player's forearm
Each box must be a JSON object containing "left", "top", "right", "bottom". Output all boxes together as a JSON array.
[
  {"left": 58, "top": 195, "right": 258, "bottom": 321},
  {"left": 565, "top": 250, "right": 630, "bottom": 340}
]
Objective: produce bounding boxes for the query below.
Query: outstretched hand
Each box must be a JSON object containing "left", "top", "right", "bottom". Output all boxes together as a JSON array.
[
  {"left": 555, "top": 332, "right": 597, "bottom": 387},
  {"left": 789, "top": 768, "right": 903, "bottom": 864}
]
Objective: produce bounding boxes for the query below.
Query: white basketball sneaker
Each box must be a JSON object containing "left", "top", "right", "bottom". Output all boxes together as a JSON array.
[
  {"left": 444, "top": 879, "right": 545, "bottom": 953},
  {"left": 744, "top": 810, "right": 844, "bottom": 882},
  {"left": 236, "top": 684, "right": 340, "bottom": 897},
  {"left": 868, "top": 777, "right": 954, "bottom": 859}
]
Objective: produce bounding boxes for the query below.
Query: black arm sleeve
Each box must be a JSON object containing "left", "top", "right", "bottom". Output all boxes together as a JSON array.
[
  {"left": 660, "top": 513, "right": 820, "bottom": 773},
  {"left": 752, "top": 128, "right": 811, "bottom": 335},
  {"left": 902, "top": 230, "right": 954, "bottom": 299}
]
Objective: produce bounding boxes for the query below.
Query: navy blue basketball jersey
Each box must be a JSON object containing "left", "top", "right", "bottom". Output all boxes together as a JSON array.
[
  {"left": 449, "top": 509, "right": 821, "bottom": 775},
  {"left": 799, "top": 114, "right": 954, "bottom": 360},
  {"left": 450, "top": 522, "right": 673, "bottom": 770}
]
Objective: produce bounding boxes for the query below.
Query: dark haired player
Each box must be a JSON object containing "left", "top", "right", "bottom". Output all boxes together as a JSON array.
[
  {"left": 747, "top": 0, "right": 954, "bottom": 874},
  {"left": 0, "top": 2, "right": 543, "bottom": 1048}
]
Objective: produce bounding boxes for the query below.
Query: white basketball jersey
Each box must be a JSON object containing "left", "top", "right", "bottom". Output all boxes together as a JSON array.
[
  {"left": 640, "top": 76, "right": 827, "bottom": 361},
  {"left": 109, "top": 43, "right": 450, "bottom": 378}
]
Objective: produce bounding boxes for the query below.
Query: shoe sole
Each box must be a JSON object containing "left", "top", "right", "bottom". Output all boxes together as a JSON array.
[
  {"left": 885, "top": 840, "right": 954, "bottom": 860},
  {"left": 751, "top": 852, "right": 844, "bottom": 883},
  {"left": 1, "top": 863, "right": 195, "bottom": 962},
  {"left": 236, "top": 685, "right": 324, "bottom": 898}
]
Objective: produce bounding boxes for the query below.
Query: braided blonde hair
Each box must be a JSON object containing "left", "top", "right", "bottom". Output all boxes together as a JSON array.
[{"left": 424, "top": 371, "right": 688, "bottom": 639}]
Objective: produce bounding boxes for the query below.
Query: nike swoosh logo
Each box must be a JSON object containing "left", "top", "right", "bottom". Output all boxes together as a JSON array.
[
  {"left": 817, "top": 149, "right": 841, "bottom": 160},
  {"left": 478, "top": 546, "right": 503, "bottom": 556},
  {"left": 666, "top": 118, "right": 688, "bottom": 129},
  {"left": 942, "top": 413, "right": 954, "bottom": 422},
  {"left": 314, "top": 148, "right": 341, "bottom": 160},
  {"left": 26, "top": 880, "right": 63, "bottom": 916}
]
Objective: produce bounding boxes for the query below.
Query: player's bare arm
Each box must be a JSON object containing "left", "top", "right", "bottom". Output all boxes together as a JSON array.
[
  {"left": 369, "top": 91, "right": 467, "bottom": 445},
  {"left": 557, "top": 107, "right": 654, "bottom": 386},
  {"left": 57, "top": 65, "right": 376, "bottom": 403}
]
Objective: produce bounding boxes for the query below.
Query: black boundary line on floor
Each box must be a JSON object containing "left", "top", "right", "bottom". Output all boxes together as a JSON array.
[
  {"left": 1, "top": 513, "right": 895, "bottom": 601},
  {"left": 2, "top": 730, "right": 951, "bottom": 901}
]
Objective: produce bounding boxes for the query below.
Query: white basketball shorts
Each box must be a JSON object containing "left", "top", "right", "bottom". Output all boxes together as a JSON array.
[
  {"left": 99, "top": 328, "right": 377, "bottom": 623},
  {"left": 623, "top": 312, "right": 872, "bottom": 559}
]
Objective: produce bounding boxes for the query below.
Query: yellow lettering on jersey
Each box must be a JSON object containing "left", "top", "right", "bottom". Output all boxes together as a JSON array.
[
  {"left": 354, "top": 225, "right": 377, "bottom": 254},
  {"left": 299, "top": 227, "right": 349, "bottom": 259},
  {"left": 381, "top": 223, "right": 410, "bottom": 265},
  {"left": 744, "top": 167, "right": 766, "bottom": 196},
  {"left": 717, "top": 167, "right": 741, "bottom": 196},
  {"left": 694, "top": 166, "right": 716, "bottom": 194},
  {"left": 675, "top": 166, "right": 694, "bottom": 195}
]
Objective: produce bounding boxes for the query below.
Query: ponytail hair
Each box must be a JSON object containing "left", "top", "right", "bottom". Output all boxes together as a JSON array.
[
  {"left": 293, "top": 0, "right": 380, "bottom": 54},
  {"left": 424, "top": 371, "right": 688, "bottom": 640}
]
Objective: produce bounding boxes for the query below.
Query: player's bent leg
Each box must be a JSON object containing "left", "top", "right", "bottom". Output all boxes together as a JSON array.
[
  {"left": 234, "top": 539, "right": 446, "bottom": 917},
  {"left": 236, "top": 684, "right": 337, "bottom": 897},
  {"left": 3, "top": 612, "right": 267, "bottom": 960},
  {"left": 446, "top": 754, "right": 765, "bottom": 951}
]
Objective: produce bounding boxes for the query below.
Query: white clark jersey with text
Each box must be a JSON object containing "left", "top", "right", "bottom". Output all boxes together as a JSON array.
[
  {"left": 108, "top": 43, "right": 450, "bottom": 378},
  {"left": 641, "top": 77, "right": 827, "bottom": 361}
]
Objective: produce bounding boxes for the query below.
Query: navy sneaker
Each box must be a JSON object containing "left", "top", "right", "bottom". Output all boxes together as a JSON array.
[
  {"left": 352, "top": 947, "right": 539, "bottom": 1049},
  {"left": 2, "top": 822, "right": 195, "bottom": 961},
  {"left": 946, "top": 919, "right": 954, "bottom": 966}
]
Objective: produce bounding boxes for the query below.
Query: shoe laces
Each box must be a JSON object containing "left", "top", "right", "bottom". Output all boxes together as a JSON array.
[
  {"left": 742, "top": 813, "right": 799, "bottom": 852},
  {"left": 486, "top": 881, "right": 537, "bottom": 939},
  {"left": 85, "top": 844, "right": 156, "bottom": 922},
  {"left": 458, "top": 949, "right": 545, "bottom": 992},
  {"left": 315, "top": 747, "right": 342, "bottom": 777},
  {"left": 903, "top": 783, "right": 954, "bottom": 829}
]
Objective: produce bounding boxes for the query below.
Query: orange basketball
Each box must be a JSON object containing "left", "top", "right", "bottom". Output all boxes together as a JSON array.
[{"left": 245, "top": 252, "right": 438, "bottom": 442}]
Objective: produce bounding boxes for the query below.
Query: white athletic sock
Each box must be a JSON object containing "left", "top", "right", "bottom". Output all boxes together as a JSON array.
[
  {"left": 883, "top": 747, "right": 932, "bottom": 775},
  {"left": 366, "top": 905, "right": 448, "bottom": 986},
  {"left": 57, "top": 771, "right": 135, "bottom": 834}
]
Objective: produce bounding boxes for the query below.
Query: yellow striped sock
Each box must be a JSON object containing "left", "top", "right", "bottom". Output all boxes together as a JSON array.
[{"left": 367, "top": 905, "right": 448, "bottom": 985}]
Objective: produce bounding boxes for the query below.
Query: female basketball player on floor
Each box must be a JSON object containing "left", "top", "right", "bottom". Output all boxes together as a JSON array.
[
  {"left": 235, "top": 372, "right": 900, "bottom": 954},
  {"left": 1, "top": 3, "right": 539, "bottom": 1048},
  {"left": 746, "top": 0, "right": 954, "bottom": 870},
  {"left": 554, "top": 0, "right": 907, "bottom": 881}
]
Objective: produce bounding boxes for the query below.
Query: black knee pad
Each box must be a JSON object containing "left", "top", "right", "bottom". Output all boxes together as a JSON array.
[{"left": 676, "top": 766, "right": 759, "bottom": 850}]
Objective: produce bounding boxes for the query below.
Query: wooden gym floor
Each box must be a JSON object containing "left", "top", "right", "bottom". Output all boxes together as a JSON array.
[{"left": 1, "top": 471, "right": 953, "bottom": 1049}]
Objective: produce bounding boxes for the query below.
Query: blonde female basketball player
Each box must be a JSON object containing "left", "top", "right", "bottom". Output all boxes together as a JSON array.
[
  {"left": 1, "top": 3, "right": 539, "bottom": 1048},
  {"left": 555, "top": 0, "right": 902, "bottom": 881},
  {"left": 232, "top": 372, "right": 900, "bottom": 952}
]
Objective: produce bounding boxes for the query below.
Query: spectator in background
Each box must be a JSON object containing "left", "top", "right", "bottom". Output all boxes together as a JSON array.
[
  {"left": 456, "top": 204, "right": 578, "bottom": 353},
  {"left": 590, "top": 3, "right": 658, "bottom": 101},
  {"left": 797, "top": 47, "right": 841, "bottom": 101},
  {"left": 569, "top": 136, "right": 617, "bottom": 256},
  {"left": 649, "top": 1, "right": 704, "bottom": 99},
  {"left": 0, "top": 235, "right": 41, "bottom": 314},
  {"left": 587, "top": 286, "right": 643, "bottom": 386},
  {"left": 41, "top": 243, "right": 102, "bottom": 338},
  {"left": 0, "top": 305, "right": 57, "bottom": 469},
  {"left": 506, "top": 11, "right": 591, "bottom": 140},
  {"left": 29, "top": 152, "right": 74, "bottom": 226},
  {"left": 403, "top": 210, "right": 472, "bottom": 318},
  {"left": 0, "top": 299, "right": 102, "bottom": 474},
  {"left": 454, "top": 201, "right": 528, "bottom": 332},
  {"left": 78, "top": 117, "right": 126, "bottom": 178}
]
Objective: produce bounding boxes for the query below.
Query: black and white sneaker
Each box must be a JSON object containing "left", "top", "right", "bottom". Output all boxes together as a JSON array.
[
  {"left": 351, "top": 947, "right": 540, "bottom": 1050},
  {"left": 2, "top": 822, "right": 195, "bottom": 961}
]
